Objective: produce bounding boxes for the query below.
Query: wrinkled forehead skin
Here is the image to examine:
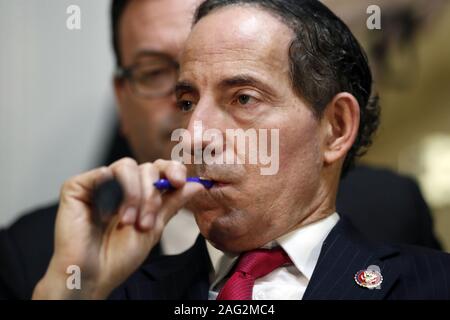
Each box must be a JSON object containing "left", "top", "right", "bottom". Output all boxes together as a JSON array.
[{"left": 180, "top": 5, "right": 295, "bottom": 93}]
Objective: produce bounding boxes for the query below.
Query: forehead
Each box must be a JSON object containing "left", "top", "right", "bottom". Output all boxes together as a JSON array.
[
  {"left": 119, "top": 0, "right": 202, "bottom": 64},
  {"left": 181, "top": 5, "right": 294, "bottom": 80}
]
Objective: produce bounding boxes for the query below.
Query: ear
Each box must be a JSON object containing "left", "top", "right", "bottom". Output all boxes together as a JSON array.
[
  {"left": 113, "top": 76, "right": 129, "bottom": 136},
  {"left": 322, "top": 92, "right": 360, "bottom": 166}
]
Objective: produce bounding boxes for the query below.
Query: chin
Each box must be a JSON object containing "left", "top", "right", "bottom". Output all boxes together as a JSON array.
[
  {"left": 198, "top": 214, "right": 261, "bottom": 253},
  {"left": 209, "top": 236, "right": 261, "bottom": 254}
]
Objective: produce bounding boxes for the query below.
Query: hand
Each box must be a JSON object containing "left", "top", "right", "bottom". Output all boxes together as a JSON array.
[{"left": 32, "top": 158, "right": 204, "bottom": 299}]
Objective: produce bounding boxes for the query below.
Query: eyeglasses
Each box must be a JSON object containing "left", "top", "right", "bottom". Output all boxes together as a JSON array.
[{"left": 115, "top": 55, "right": 179, "bottom": 99}]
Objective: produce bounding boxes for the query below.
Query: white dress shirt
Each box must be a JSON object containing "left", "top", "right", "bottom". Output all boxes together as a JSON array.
[
  {"left": 159, "top": 209, "right": 227, "bottom": 269},
  {"left": 160, "top": 208, "right": 200, "bottom": 255},
  {"left": 207, "top": 212, "right": 340, "bottom": 300}
]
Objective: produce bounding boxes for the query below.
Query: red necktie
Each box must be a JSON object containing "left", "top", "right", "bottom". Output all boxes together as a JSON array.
[{"left": 216, "top": 247, "right": 292, "bottom": 300}]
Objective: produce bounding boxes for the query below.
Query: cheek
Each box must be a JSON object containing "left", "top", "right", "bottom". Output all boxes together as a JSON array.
[
  {"left": 122, "top": 96, "right": 144, "bottom": 123},
  {"left": 122, "top": 98, "right": 164, "bottom": 131},
  {"left": 278, "top": 109, "right": 322, "bottom": 172},
  {"left": 279, "top": 117, "right": 323, "bottom": 204},
  {"left": 254, "top": 111, "right": 323, "bottom": 211}
]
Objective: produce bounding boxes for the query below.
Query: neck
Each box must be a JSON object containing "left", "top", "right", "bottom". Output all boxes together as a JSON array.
[{"left": 287, "top": 165, "right": 340, "bottom": 233}]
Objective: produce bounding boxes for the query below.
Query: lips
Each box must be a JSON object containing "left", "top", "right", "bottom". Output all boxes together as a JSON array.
[
  {"left": 210, "top": 181, "right": 230, "bottom": 189},
  {"left": 199, "top": 176, "right": 230, "bottom": 188},
  {"left": 194, "top": 164, "right": 246, "bottom": 187}
]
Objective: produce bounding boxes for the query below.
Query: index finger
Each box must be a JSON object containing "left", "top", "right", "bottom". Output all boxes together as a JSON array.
[{"left": 153, "top": 159, "right": 187, "bottom": 189}]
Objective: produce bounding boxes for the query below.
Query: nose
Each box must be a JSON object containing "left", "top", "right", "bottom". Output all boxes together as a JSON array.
[{"left": 185, "top": 96, "right": 226, "bottom": 157}]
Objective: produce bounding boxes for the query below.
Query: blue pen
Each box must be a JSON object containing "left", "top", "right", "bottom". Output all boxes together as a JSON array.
[{"left": 153, "top": 177, "right": 215, "bottom": 190}]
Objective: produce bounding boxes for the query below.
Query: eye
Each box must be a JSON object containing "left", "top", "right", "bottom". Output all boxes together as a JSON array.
[
  {"left": 234, "top": 93, "right": 258, "bottom": 107},
  {"left": 137, "top": 68, "right": 170, "bottom": 84},
  {"left": 238, "top": 95, "right": 251, "bottom": 104},
  {"left": 176, "top": 100, "right": 195, "bottom": 112},
  {"left": 143, "top": 69, "right": 164, "bottom": 79}
]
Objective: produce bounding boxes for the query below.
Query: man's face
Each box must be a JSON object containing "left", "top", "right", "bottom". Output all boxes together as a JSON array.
[
  {"left": 115, "top": 0, "right": 202, "bottom": 162},
  {"left": 178, "top": 7, "right": 329, "bottom": 252}
]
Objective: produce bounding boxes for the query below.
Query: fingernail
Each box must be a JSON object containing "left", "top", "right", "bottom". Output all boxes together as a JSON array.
[
  {"left": 122, "top": 207, "right": 137, "bottom": 224},
  {"left": 141, "top": 214, "right": 154, "bottom": 229}
]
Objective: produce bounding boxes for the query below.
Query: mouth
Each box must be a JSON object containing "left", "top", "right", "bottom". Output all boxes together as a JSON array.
[
  {"left": 195, "top": 164, "right": 245, "bottom": 190},
  {"left": 211, "top": 181, "right": 230, "bottom": 189},
  {"left": 199, "top": 176, "right": 231, "bottom": 189}
]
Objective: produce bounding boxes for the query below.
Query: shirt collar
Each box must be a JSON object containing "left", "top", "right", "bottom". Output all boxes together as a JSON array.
[
  {"left": 277, "top": 212, "right": 340, "bottom": 280},
  {"left": 207, "top": 212, "right": 340, "bottom": 289}
]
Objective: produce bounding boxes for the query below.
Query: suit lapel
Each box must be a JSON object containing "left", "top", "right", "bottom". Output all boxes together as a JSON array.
[{"left": 303, "top": 216, "right": 400, "bottom": 300}]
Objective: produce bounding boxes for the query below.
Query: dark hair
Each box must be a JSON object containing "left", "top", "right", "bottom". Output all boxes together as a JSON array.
[
  {"left": 194, "top": 0, "right": 380, "bottom": 175},
  {"left": 111, "top": 0, "right": 130, "bottom": 67}
]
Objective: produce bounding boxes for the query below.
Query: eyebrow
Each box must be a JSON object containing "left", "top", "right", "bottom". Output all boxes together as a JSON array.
[
  {"left": 175, "top": 81, "right": 198, "bottom": 97},
  {"left": 175, "top": 74, "right": 275, "bottom": 98},
  {"left": 132, "top": 49, "right": 175, "bottom": 62},
  {"left": 218, "top": 75, "right": 274, "bottom": 93}
]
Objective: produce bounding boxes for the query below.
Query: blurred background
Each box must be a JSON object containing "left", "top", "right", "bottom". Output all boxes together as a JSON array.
[
  {"left": 0, "top": 0, "right": 114, "bottom": 225},
  {"left": 325, "top": 0, "right": 450, "bottom": 250},
  {"left": 0, "top": 0, "right": 449, "bottom": 249}
]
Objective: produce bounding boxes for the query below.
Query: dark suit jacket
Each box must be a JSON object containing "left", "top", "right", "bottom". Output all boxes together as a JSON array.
[
  {"left": 107, "top": 216, "right": 450, "bottom": 299},
  {"left": 1, "top": 212, "right": 449, "bottom": 299},
  {"left": 0, "top": 166, "right": 443, "bottom": 299},
  {"left": 338, "top": 165, "right": 441, "bottom": 248}
]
